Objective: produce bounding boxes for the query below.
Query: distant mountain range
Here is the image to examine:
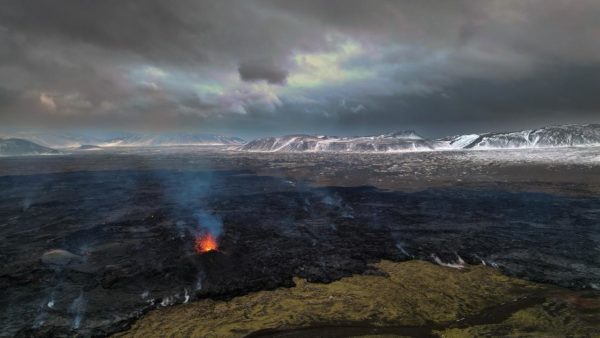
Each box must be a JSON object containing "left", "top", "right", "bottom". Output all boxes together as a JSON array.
[
  {"left": 0, "top": 131, "right": 245, "bottom": 148},
  {"left": 0, "top": 138, "right": 60, "bottom": 156},
  {"left": 242, "top": 124, "right": 600, "bottom": 152},
  {"left": 2, "top": 124, "right": 599, "bottom": 156},
  {"left": 98, "top": 133, "right": 245, "bottom": 147}
]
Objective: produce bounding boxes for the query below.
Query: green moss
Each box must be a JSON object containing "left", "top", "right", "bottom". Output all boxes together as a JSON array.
[
  {"left": 438, "top": 292, "right": 600, "bottom": 338},
  {"left": 115, "top": 260, "right": 599, "bottom": 338}
]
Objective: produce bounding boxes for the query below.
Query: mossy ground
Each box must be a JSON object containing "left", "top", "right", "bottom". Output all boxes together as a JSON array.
[
  {"left": 439, "top": 289, "right": 600, "bottom": 338},
  {"left": 116, "top": 260, "right": 600, "bottom": 338}
]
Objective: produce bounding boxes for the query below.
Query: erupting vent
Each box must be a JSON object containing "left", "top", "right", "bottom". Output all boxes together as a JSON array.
[{"left": 195, "top": 233, "right": 218, "bottom": 253}]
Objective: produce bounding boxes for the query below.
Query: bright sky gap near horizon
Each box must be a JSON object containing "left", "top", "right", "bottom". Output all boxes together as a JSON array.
[{"left": 1, "top": 0, "right": 600, "bottom": 139}]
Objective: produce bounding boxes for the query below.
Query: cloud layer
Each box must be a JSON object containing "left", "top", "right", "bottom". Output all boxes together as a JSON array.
[{"left": 1, "top": 0, "right": 599, "bottom": 137}]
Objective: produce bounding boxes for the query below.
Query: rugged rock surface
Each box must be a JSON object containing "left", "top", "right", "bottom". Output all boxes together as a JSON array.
[{"left": 0, "top": 138, "right": 59, "bottom": 156}]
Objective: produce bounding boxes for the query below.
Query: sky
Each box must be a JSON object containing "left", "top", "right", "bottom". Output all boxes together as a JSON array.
[{"left": 1, "top": 0, "right": 600, "bottom": 139}]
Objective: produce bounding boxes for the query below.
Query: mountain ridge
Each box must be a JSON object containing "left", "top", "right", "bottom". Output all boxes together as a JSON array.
[
  {"left": 242, "top": 124, "right": 600, "bottom": 152},
  {"left": 3, "top": 124, "right": 599, "bottom": 153},
  {"left": 241, "top": 131, "right": 433, "bottom": 152}
]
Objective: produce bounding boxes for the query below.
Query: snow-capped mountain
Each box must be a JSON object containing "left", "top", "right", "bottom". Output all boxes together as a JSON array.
[
  {"left": 3, "top": 124, "right": 599, "bottom": 153},
  {"left": 243, "top": 124, "right": 600, "bottom": 152},
  {"left": 241, "top": 131, "right": 434, "bottom": 152},
  {"left": 0, "top": 138, "right": 59, "bottom": 156},
  {"left": 439, "top": 124, "right": 600, "bottom": 149}
]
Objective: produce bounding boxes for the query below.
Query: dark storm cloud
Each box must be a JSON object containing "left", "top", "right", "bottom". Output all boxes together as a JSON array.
[
  {"left": 238, "top": 61, "right": 288, "bottom": 85},
  {"left": 0, "top": 0, "right": 599, "bottom": 136},
  {"left": 0, "top": 0, "right": 323, "bottom": 66},
  {"left": 327, "top": 64, "right": 600, "bottom": 137},
  {"left": 0, "top": 86, "right": 15, "bottom": 107}
]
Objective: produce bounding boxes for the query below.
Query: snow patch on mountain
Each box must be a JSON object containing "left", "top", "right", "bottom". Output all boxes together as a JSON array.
[
  {"left": 436, "top": 134, "right": 480, "bottom": 149},
  {"left": 241, "top": 131, "right": 434, "bottom": 152},
  {"left": 460, "top": 124, "right": 600, "bottom": 149}
]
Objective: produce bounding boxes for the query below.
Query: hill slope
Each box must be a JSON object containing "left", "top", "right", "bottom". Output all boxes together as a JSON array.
[{"left": 0, "top": 138, "right": 59, "bottom": 156}]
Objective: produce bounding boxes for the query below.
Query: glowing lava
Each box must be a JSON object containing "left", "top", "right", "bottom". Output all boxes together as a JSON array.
[{"left": 195, "top": 233, "right": 218, "bottom": 253}]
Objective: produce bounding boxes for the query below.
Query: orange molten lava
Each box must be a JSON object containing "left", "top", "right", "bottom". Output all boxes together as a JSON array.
[{"left": 195, "top": 233, "right": 218, "bottom": 253}]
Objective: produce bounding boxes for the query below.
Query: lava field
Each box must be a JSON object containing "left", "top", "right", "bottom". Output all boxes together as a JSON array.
[{"left": 1, "top": 169, "right": 600, "bottom": 336}]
